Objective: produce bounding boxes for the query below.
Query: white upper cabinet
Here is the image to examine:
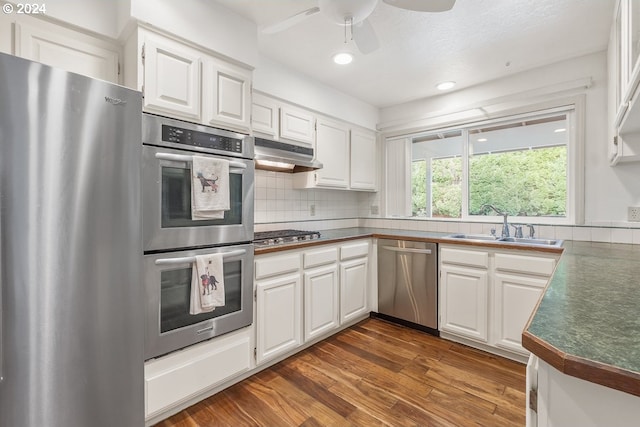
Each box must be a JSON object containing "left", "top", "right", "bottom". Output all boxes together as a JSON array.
[
  {"left": 609, "top": 0, "right": 640, "bottom": 163},
  {"left": 142, "top": 33, "right": 202, "bottom": 121},
  {"left": 204, "top": 57, "right": 252, "bottom": 133},
  {"left": 350, "top": 129, "right": 377, "bottom": 191},
  {"left": 125, "top": 27, "right": 252, "bottom": 131},
  {"left": 13, "top": 19, "right": 119, "bottom": 83},
  {"left": 314, "top": 118, "right": 350, "bottom": 188},
  {"left": 251, "top": 92, "right": 279, "bottom": 136},
  {"left": 280, "top": 106, "right": 316, "bottom": 144}
]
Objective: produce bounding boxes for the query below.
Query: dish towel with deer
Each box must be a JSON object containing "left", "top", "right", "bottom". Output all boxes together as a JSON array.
[
  {"left": 191, "top": 156, "right": 230, "bottom": 220},
  {"left": 190, "top": 253, "right": 225, "bottom": 315}
]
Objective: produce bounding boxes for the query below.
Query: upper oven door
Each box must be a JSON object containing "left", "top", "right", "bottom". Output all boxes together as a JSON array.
[{"left": 142, "top": 144, "right": 254, "bottom": 252}]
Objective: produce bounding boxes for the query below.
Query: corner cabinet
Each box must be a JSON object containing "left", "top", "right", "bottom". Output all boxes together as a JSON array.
[
  {"left": 125, "top": 26, "right": 252, "bottom": 133},
  {"left": 350, "top": 129, "right": 378, "bottom": 190},
  {"left": 439, "top": 244, "right": 559, "bottom": 362}
]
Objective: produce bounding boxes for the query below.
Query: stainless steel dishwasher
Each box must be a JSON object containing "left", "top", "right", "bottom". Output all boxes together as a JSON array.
[{"left": 377, "top": 239, "right": 438, "bottom": 335}]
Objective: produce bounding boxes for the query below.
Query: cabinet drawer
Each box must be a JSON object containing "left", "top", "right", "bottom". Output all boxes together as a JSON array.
[
  {"left": 340, "top": 241, "right": 369, "bottom": 260},
  {"left": 441, "top": 247, "right": 489, "bottom": 269},
  {"left": 304, "top": 247, "right": 338, "bottom": 268},
  {"left": 255, "top": 253, "right": 301, "bottom": 279},
  {"left": 495, "top": 253, "right": 556, "bottom": 277},
  {"left": 145, "top": 331, "right": 251, "bottom": 417}
]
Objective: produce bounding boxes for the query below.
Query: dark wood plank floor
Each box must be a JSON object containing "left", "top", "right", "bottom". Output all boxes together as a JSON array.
[{"left": 154, "top": 318, "right": 526, "bottom": 427}]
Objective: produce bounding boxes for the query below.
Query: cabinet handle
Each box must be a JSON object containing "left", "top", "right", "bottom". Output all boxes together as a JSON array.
[{"left": 381, "top": 246, "right": 432, "bottom": 255}]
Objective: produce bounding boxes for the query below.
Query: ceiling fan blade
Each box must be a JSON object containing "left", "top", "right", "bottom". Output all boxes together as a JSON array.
[
  {"left": 261, "top": 6, "right": 321, "bottom": 34},
  {"left": 382, "top": 0, "right": 455, "bottom": 12},
  {"left": 353, "top": 18, "right": 380, "bottom": 54}
]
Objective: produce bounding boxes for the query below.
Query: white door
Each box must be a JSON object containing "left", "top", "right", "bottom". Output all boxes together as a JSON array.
[
  {"left": 494, "top": 273, "right": 546, "bottom": 354},
  {"left": 304, "top": 265, "right": 339, "bottom": 342},
  {"left": 316, "top": 118, "right": 350, "bottom": 188},
  {"left": 15, "top": 21, "right": 119, "bottom": 83},
  {"left": 143, "top": 35, "right": 201, "bottom": 121},
  {"left": 280, "top": 106, "right": 315, "bottom": 144},
  {"left": 340, "top": 257, "right": 368, "bottom": 323},
  {"left": 204, "top": 58, "right": 251, "bottom": 133},
  {"left": 440, "top": 264, "right": 489, "bottom": 342},
  {"left": 251, "top": 92, "right": 279, "bottom": 136},
  {"left": 256, "top": 273, "right": 302, "bottom": 365},
  {"left": 350, "top": 129, "right": 377, "bottom": 190}
]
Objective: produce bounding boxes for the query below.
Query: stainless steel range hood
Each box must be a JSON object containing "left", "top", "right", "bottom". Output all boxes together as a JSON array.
[{"left": 254, "top": 137, "right": 323, "bottom": 173}]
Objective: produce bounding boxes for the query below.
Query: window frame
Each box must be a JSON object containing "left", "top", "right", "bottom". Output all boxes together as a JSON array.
[{"left": 395, "top": 100, "right": 584, "bottom": 225}]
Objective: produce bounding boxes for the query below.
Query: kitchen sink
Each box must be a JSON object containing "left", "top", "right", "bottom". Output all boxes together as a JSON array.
[
  {"left": 446, "top": 233, "right": 562, "bottom": 247},
  {"left": 447, "top": 234, "right": 502, "bottom": 241},
  {"left": 501, "top": 237, "right": 562, "bottom": 247}
]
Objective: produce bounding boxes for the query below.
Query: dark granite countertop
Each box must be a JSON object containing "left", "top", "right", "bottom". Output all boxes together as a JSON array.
[{"left": 522, "top": 241, "right": 640, "bottom": 396}]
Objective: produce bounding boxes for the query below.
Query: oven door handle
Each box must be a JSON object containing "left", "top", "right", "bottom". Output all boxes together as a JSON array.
[
  {"left": 155, "top": 249, "right": 247, "bottom": 266},
  {"left": 155, "top": 153, "right": 247, "bottom": 173}
]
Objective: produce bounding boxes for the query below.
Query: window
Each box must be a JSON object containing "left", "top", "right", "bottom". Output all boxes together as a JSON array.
[{"left": 407, "top": 108, "right": 578, "bottom": 224}]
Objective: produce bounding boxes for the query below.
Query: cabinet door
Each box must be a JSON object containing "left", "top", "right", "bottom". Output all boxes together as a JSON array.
[
  {"left": 280, "top": 106, "right": 315, "bottom": 144},
  {"left": 143, "top": 35, "right": 201, "bottom": 121},
  {"left": 204, "top": 58, "right": 251, "bottom": 133},
  {"left": 440, "top": 264, "right": 489, "bottom": 342},
  {"left": 252, "top": 92, "right": 279, "bottom": 136},
  {"left": 340, "top": 257, "right": 368, "bottom": 323},
  {"left": 15, "top": 21, "right": 119, "bottom": 83},
  {"left": 494, "top": 272, "right": 546, "bottom": 354},
  {"left": 350, "top": 129, "right": 377, "bottom": 191},
  {"left": 316, "top": 118, "right": 350, "bottom": 188},
  {"left": 256, "top": 273, "right": 302, "bottom": 365},
  {"left": 304, "top": 265, "right": 339, "bottom": 342}
]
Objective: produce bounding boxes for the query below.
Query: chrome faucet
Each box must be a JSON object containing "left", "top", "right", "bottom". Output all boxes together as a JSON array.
[
  {"left": 481, "top": 204, "right": 510, "bottom": 238},
  {"left": 511, "top": 224, "right": 524, "bottom": 238}
]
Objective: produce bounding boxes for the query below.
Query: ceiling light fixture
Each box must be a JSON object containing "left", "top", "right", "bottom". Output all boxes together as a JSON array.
[
  {"left": 436, "top": 81, "right": 456, "bottom": 91},
  {"left": 333, "top": 52, "right": 353, "bottom": 65},
  {"left": 554, "top": 128, "right": 566, "bottom": 133},
  {"left": 478, "top": 138, "right": 487, "bottom": 142}
]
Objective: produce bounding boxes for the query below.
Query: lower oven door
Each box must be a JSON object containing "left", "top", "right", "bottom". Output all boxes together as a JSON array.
[
  {"left": 142, "top": 144, "right": 254, "bottom": 252},
  {"left": 144, "top": 243, "right": 254, "bottom": 360}
]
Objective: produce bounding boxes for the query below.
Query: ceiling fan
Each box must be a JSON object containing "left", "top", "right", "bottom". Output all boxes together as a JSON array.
[{"left": 261, "top": 0, "right": 456, "bottom": 54}]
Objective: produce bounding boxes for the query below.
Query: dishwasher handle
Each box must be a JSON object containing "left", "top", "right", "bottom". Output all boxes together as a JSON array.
[{"left": 381, "top": 246, "right": 432, "bottom": 255}]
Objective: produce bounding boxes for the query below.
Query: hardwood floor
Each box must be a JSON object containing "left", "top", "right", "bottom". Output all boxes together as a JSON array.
[{"left": 154, "top": 318, "right": 526, "bottom": 427}]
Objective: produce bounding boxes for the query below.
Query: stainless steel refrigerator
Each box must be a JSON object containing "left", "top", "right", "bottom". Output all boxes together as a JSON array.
[{"left": 0, "top": 53, "right": 144, "bottom": 426}]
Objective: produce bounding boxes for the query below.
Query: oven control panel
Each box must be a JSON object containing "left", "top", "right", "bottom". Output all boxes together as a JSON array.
[{"left": 162, "top": 125, "right": 242, "bottom": 153}]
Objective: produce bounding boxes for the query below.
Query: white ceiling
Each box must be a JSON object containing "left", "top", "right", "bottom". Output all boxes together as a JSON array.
[{"left": 214, "top": 0, "right": 615, "bottom": 108}]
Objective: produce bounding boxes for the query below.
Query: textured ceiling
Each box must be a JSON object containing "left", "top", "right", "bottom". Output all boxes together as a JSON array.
[{"left": 215, "top": 0, "right": 615, "bottom": 108}]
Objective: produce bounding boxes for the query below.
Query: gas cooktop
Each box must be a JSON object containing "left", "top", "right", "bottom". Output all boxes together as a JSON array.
[{"left": 254, "top": 229, "right": 321, "bottom": 247}]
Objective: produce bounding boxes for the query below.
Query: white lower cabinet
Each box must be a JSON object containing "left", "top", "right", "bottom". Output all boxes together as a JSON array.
[
  {"left": 303, "top": 247, "right": 339, "bottom": 342},
  {"left": 144, "top": 327, "right": 252, "bottom": 420},
  {"left": 528, "top": 355, "right": 640, "bottom": 427},
  {"left": 440, "top": 264, "right": 489, "bottom": 342},
  {"left": 255, "top": 252, "right": 303, "bottom": 365},
  {"left": 340, "top": 241, "right": 370, "bottom": 323},
  {"left": 439, "top": 244, "right": 559, "bottom": 360}
]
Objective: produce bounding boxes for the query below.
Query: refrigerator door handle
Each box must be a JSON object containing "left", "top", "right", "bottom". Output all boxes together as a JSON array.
[
  {"left": 381, "top": 246, "right": 432, "bottom": 255},
  {"left": 0, "top": 204, "right": 3, "bottom": 383}
]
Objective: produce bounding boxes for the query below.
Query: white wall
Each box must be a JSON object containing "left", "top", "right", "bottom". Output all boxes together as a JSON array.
[
  {"left": 380, "top": 52, "right": 640, "bottom": 224},
  {"left": 253, "top": 55, "right": 379, "bottom": 130}
]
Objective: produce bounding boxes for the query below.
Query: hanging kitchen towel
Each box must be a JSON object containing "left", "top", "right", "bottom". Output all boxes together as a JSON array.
[
  {"left": 191, "top": 156, "right": 230, "bottom": 220},
  {"left": 189, "top": 253, "right": 225, "bottom": 315}
]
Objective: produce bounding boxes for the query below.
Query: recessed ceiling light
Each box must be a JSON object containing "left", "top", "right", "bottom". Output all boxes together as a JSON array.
[
  {"left": 478, "top": 138, "right": 487, "bottom": 142},
  {"left": 554, "top": 128, "right": 566, "bottom": 133},
  {"left": 436, "top": 81, "right": 456, "bottom": 91},
  {"left": 333, "top": 52, "right": 353, "bottom": 65}
]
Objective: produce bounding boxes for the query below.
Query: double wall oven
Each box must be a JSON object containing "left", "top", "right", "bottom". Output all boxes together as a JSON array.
[{"left": 142, "top": 114, "right": 255, "bottom": 360}]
